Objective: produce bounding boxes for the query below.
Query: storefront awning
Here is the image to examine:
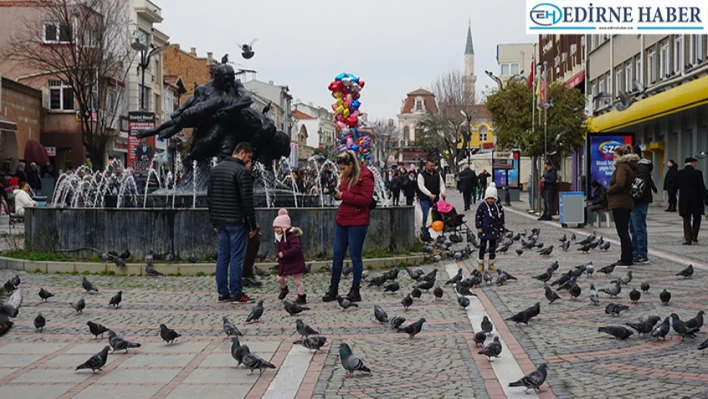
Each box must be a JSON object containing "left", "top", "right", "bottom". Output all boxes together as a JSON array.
[
  {"left": 589, "top": 75, "right": 708, "bottom": 132},
  {"left": 0, "top": 113, "right": 17, "bottom": 131}
]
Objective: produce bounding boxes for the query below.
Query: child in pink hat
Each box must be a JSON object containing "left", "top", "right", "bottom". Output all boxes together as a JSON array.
[{"left": 273, "top": 208, "right": 308, "bottom": 304}]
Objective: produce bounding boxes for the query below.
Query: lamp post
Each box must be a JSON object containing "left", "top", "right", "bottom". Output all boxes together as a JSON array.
[
  {"left": 131, "top": 38, "right": 169, "bottom": 111},
  {"left": 484, "top": 70, "right": 503, "bottom": 89}
]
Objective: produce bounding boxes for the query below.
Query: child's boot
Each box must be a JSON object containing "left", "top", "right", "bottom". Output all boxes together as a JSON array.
[
  {"left": 477, "top": 259, "right": 485, "bottom": 272},
  {"left": 487, "top": 260, "right": 497, "bottom": 272},
  {"left": 278, "top": 286, "right": 289, "bottom": 300},
  {"left": 294, "top": 294, "right": 307, "bottom": 305}
]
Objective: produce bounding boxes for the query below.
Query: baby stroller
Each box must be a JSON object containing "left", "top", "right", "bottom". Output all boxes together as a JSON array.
[{"left": 429, "top": 200, "right": 470, "bottom": 243}]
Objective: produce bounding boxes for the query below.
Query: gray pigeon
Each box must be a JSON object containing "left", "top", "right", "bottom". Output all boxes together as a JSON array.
[
  {"left": 533, "top": 269, "right": 553, "bottom": 283},
  {"left": 446, "top": 269, "right": 463, "bottom": 285},
  {"left": 107, "top": 330, "right": 141, "bottom": 353},
  {"left": 145, "top": 263, "right": 164, "bottom": 276},
  {"left": 651, "top": 317, "right": 671, "bottom": 340},
  {"left": 242, "top": 352, "right": 276, "bottom": 375},
  {"left": 479, "top": 336, "right": 502, "bottom": 359},
  {"left": 545, "top": 286, "right": 561, "bottom": 304},
  {"left": 336, "top": 296, "right": 358, "bottom": 311},
  {"left": 617, "top": 271, "right": 633, "bottom": 285},
  {"left": 599, "top": 282, "right": 621, "bottom": 297},
  {"left": 660, "top": 289, "right": 671, "bottom": 304},
  {"left": 296, "top": 319, "right": 319, "bottom": 338},
  {"left": 339, "top": 343, "right": 371, "bottom": 378},
  {"left": 383, "top": 282, "right": 400, "bottom": 293},
  {"left": 417, "top": 279, "right": 434, "bottom": 291},
  {"left": 629, "top": 288, "right": 641, "bottom": 303},
  {"left": 389, "top": 316, "right": 406, "bottom": 329},
  {"left": 685, "top": 310, "right": 705, "bottom": 330},
  {"left": 159, "top": 323, "right": 181, "bottom": 344},
  {"left": 598, "top": 326, "right": 633, "bottom": 340},
  {"left": 506, "top": 302, "right": 540, "bottom": 325},
  {"left": 562, "top": 240, "right": 570, "bottom": 251},
  {"left": 70, "top": 298, "right": 86, "bottom": 313},
  {"left": 75, "top": 345, "right": 110, "bottom": 373},
  {"left": 38, "top": 288, "right": 54, "bottom": 302},
  {"left": 473, "top": 331, "right": 487, "bottom": 347},
  {"left": 671, "top": 313, "right": 700, "bottom": 340},
  {"left": 604, "top": 303, "right": 630, "bottom": 316},
  {"left": 231, "top": 337, "right": 250, "bottom": 367},
  {"left": 246, "top": 300, "right": 264, "bottom": 323},
  {"left": 433, "top": 286, "right": 444, "bottom": 300},
  {"left": 481, "top": 316, "right": 494, "bottom": 334},
  {"left": 639, "top": 315, "right": 661, "bottom": 327},
  {"left": 640, "top": 282, "right": 650, "bottom": 293},
  {"left": 82, "top": 277, "right": 98, "bottom": 293},
  {"left": 401, "top": 294, "right": 413, "bottom": 311},
  {"left": 108, "top": 291, "right": 122, "bottom": 309},
  {"left": 374, "top": 305, "right": 388, "bottom": 323},
  {"left": 589, "top": 284, "right": 600, "bottom": 305},
  {"left": 34, "top": 312, "right": 45, "bottom": 332},
  {"left": 625, "top": 321, "right": 654, "bottom": 336},
  {"left": 411, "top": 287, "right": 422, "bottom": 300},
  {"left": 294, "top": 336, "right": 327, "bottom": 352},
  {"left": 677, "top": 264, "right": 694, "bottom": 278},
  {"left": 509, "top": 363, "right": 548, "bottom": 394},
  {"left": 284, "top": 301, "right": 309, "bottom": 316},
  {"left": 223, "top": 316, "right": 243, "bottom": 336},
  {"left": 397, "top": 318, "right": 426, "bottom": 339},
  {"left": 538, "top": 245, "right": 553, "bottom": 256},
  {"left": 483, "top": 271, "right": 493, "bottom": 285},
  {"left": 458, "top": 296, "right": 470, "bottom": 308},
  {"left": 87, "top": 321, "right": 108, "bottom": 339}
]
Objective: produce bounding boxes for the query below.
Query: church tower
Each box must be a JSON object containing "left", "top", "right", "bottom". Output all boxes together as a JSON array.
[{"left": 464, "top": 19, "right": 477, "bottom": 99}]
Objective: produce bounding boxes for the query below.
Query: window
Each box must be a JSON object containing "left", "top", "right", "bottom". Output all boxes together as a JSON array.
[
  {"left": 692, "top": 35, "right": 704, "bottom": 64},
  {"left": 591, "top": 82, "right": 597, "bottom": 109},
  {"left": 598, "top": 77, "right": 605, "bottom": 108},
  {"left": 140, "top": 85, "right": 151, "bottom": 111},
  {"left": 616, "top": 68, "right": 623, "bottom": 95},
  {"left": 163, "top": 90, "right": 175, "bottom": 121},
  {"left": 415, "top": 100, "right": 422, "bottom": 111},
  {"left": 84, "top": 29, "right": 99, "bottom": 48},
  {"left": 479, "top": 126, "right": 488, "bottom": 142},
  {"left": 647, "top": 47, "right": 656, "bottom": 83},
  {"left": 636, "top": 56, "right": 642, "bottom": 85},
  {"left": 414, "top": 128, "right": 423, "bottom": 141},
  {"left": 499, "top": 63, "right": 520, "bottom": 76},
  {"left": 607, "top": 73, "right": 612, "bottom": 97},
  {"left": 403, "top": 126, "right": 410, "bottom": 145},
  {"left": 674, "top": 36, "right": 682, "bottom": 73},
  {"left": 106, "top": 87, "right": 118, "bottom": 113},
  {"left": 43, "top": 22, "right": 72, "bottom": 43},
  {"left": 137, "top": 29, "right": 151, "bottom": 47},
  {"left": 48, "top": 79, "right": 74, "bottom": 110},
  {"left": 660, "top": 40, "right": 670, "bottom": 78},
  {"left": 501, "top": 64, "right": 510, "bottom": 75},
  {"left": 510, "top": 63, "right": 520, "bottom": 75},
  {"left": 570, "top": 44, "right": 577, "bottom": 55},
  {"left": 626, "top": 62, "right": 633, "bottom": 92}
]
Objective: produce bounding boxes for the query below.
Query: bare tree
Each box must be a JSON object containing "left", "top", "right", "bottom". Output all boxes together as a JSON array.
[
  {"left": 416, "top": 70, "right": 476, "bottom": 174},
  {"left": 2, "top": 0, "right": 132, "bottom": 169},
  {"left": 369, "top": 119, "right": 398, "bottom": 166}
]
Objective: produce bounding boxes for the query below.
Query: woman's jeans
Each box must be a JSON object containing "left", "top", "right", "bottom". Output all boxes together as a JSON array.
[{"left": 331, "top": 224, "right": 369, "bottom": 286}]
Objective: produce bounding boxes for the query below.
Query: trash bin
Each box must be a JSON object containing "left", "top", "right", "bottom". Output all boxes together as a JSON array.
[{"left": 559, "top": 192, "right": 585, "bottom": 228}]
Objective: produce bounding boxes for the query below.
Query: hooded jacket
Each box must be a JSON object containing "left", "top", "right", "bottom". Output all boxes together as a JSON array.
[
  {"left": 336, "top": 165, "right": 375, "bottom": 226},
  {"left": 634, "top": 158, "right": 658, "bottom": 204},
  {"left": 275, "top": 227, "right": 307, "bottom": 276},
  {"left": 607, "top": 153, "right": 639, "bottom": 210}
]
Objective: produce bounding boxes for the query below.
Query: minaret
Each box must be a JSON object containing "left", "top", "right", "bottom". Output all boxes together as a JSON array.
[{"left": 464, "top": 19, "right": 477, "bottom": 99}]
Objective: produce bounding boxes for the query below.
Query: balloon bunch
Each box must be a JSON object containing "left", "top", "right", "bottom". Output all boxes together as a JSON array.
[{"left": 328, "top": 72, "right": 372, "bottom": 164}]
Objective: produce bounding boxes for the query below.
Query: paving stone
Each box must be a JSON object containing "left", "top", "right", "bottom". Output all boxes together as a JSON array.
[
  {"left": 165, "top": 384, "right": 251, "bottom": 399},
  {"left": 96, "top": 368, "right": 181, "bottom": 384},
  {"left": 120, "top": 353, "right": 196, "bottom": 368},
  {"left": 182, "top": 368, "right": 260, "bottom": 384},
  {"left": 14, "top": 368, "right": 92, "bottom": 383},
  {"left": 72, "top": 384, "right": 163, "bottom": 399},
  {"left": 0, "top": 383, "right": 74, "bottom": 399},
  {"left": 0, "top": 354, "right": 45, "bottom": 367}
]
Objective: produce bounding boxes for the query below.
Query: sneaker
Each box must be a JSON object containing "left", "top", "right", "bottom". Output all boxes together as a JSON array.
[
  {"left": 218, "top": 294, "right": 231, "bottom": 302},
  {"left": 633, "top": 258, "right": 649, "bottom": 264},
  {"left": 231, "top": 294, "right": 255, "bottom": 303},
  {"left": 615, "top": 260, "right": 634, "bottom": 266}
]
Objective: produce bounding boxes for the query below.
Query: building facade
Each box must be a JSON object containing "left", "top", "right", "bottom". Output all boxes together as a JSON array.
[
  {"left": 496, "top": 43, "right": 536, "bottom": 83},
  {"left": 162, "top": 44, "right": 213, "bottom": 106},
  {"left": 394, "top": 88, "right": 437, "bottom": 164},
  {"left": 242, "top": 79, "right": 293, "bottom": 135},
  {"left": 456, "top": 105, "right": 496, "bottom": 152},
  {"left": 588, "top": 34, "right": 708, "bottom": 189},
  {"left": 293, "top": 101, "right": 337, "bottom": 149},
  {"left": 538, "top": 34, "right": 586, "bottom": 91},
  {"left": 0, "top": 76, "right": 43, "bottom": 170}
]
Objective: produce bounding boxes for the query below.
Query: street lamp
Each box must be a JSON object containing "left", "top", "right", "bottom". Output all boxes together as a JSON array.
[
  {"left": 484, "top": 70, "right": 503, "bottom": 89},
  {"left": 131, "top": 38, "right": 169, "bottom": 111}
]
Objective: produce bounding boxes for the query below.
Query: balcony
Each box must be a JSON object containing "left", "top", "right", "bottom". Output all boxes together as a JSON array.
[{"left": 134, "top": 0, "right": 162, "bottom": 23}]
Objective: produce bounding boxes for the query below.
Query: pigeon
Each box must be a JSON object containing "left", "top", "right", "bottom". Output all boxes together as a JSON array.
[
  {"left": 605, "top": 303, "right": 630, "bottom": 316},
  {"left": 374, "top": 305, "right": 388, "bottom": 323},
  {"left": 223, "top": 316, "right": 243, "bottom": 336},
  {"left": 389, "top": 316, "right": 406, "bottom": 329},
  {"left": 38, "top": 288, "right": 54, "bottom": 302},
  {"left": 473, "top": 331, "right": 487, "bottom": 347},
  {"left": 550, "top": 270, "right": 573, "bottom": 287},
  {"left": 479, "top": 336, "right": 502, "bottom": 359},
  {"left": 422, "top": 269, "right": 438, "bottom": 282},
  {"left": 383, "top": 282, "right": 400, "bottom": 294},
  {"left": 75, "top": 346, "right": 110, "bottom": 373},
  {"left": 187, "top": 256, "right": 199, "bottom": 264},
  {"left": 577, "top": 234, "right": 595, "bottom": 245},
  {"left": 239, "top": 39, "right": 257, "bottom": 60},
  {"left": 639, "top": 315, "right": 661, "bottom": 327},
  {"left": 243, "top": 352, "right": 276, "bottom": 375},
  {"left": 8, "top": 275, "right": 20, "bottom": 288},
  {"left": 417, "top": 279, "right": 435, "bottom": 292},
  {"left": 367, "top": 275, "right": 387, "bottom": 288},
  {"left": 506, "top": 302, "right": 540, "bottom": 325},
  {"left": 361, "top": 270, "right": 369, "bottom": 280},
  {"left": 401, "top": 294, "right": 413, "bottom": 311},
  {"left": 231, "top": 337, "right": 249, "bottom": 367},
  {"left": 70, "top": 298, "right": 86, "bottom": 314},
  {"left": 677, "top": 264, "right": 694, "bottom": 279},
  {"left": 598, "top": 326, "right": 634, "bottom": 340},
  {"left": 480, "top": 315, "right": 494, "bottom": 335},
  {"left": 640, "top": 282, "right": 650, "bottom": 293},
  {"left": 562, "top": 240, "right": 570, "bottom": 252},
  {"left": 384, "top": 266, "right": 399, "bottom": 281},
  {"left": 159, "top": 323, "right": 181, "bottom": 345},
  {"left": 246, "top": 300, "right": 264, "bottom": 323},
  {"left": 255, "top": 266, "right": 269, "bottom": 277},
  {"left": 509, "top": 363, "right": 548, "bottom": 394},
  {"left": 559, "top": 234, "right": 567, "bottom": 242},
  {"left": 284, "top": 301, "right": 309, "bottom": 316},
  {"left": 294, "top": 336, "right": 328, "bottom": 352},
  {"left": 600, "top": 242, "right": 611, "bottom": 251},
  {"left": 446, "top": 269, "right": 463, "bottom": 285},
  {"left": 107, "top": 330, "right": 141, "bottom": 353},
  {"left": 496, "top": 272, "right": 508, "bottom": 286},
  {"left": 342, "top": 263, "right": 352, "bottom": 276},
  {"left": 411, "top": 287, "right": 422, "bottom": 300},
  {"left": 404, "top": 266, "right": 425, "bottom": 281},
  {"left": 671, "top": 313, "right": 700, "bottom": 340},
  {"left": 398, "top": 318, "right": 426, "bottom": 339},
  {"left": 538, "top": 246, "right": 554, "bottom": 256},
  {"left": 34, "top": 312, "right": 45, "bottom": 332},
  {"left": 336, "top": 296, "right": 358, "bottom": 311},
  {"left": 3, "top": 280, "right": 15, "bottom": 293},
  {"left": 339, "top": 343, "right": 371, "bottom": 378},
  {"left": 109, "top": 291, "right": 122, "bottom": 309},
  {"left": 598, "top": 263, "right": 616, "bottom": 275},
  {"left": 533, "top": 269, "right": 553, "bottom": 283},
  {"left": 568, "top": 283, "right": 581, "bottom": 300},
  {"left": 87, "top": 321, "right": 108, "bottom": 339},
  {"left": 545, "top": 286, "right": 561, "bottom": 304},
  {"left": 549, "top": 261, "right": 560, "bottom": 272},
  {"left": 458, "top": 296, "right": 470, "bottom": 308},
  {"left": 577, "top": 244, "right": 592, "bottom": 253},
  {"left": 295, "top": 318, "right": 319, "bottom": 339},
  {"left": 497, "top": 244, "right": 510, "bottom": 254},
  {"left": 698, "top": 338, "right": 708, "bottom": 351},
  {"left": 118, "top": 250, "right": 130, "bottom": 260},
  {"left": 629, "top": 288, "right": 641, "bottom": 303},
  {"left": 483, "top": 271, "right": 493, "bottom": 285},
  {"left": 433, "top": 286, "right": 444, "bottom": 300},
  {"left": 515, "top": 248, "right": 525, "bottom": 257},
  {"left": 625, "top": 321, "right": 655, "bottom": 336},
  {"left": 145, "top": 263, "right": 164, "bottom": 277},
  {"left": 617, "top": 271, "right": 633, "bottom": 285},
  {"left": 651, "top": 317, "right": 671, "bottom": 340},
  {"left": 589, "top": 283, "right": 600, "bottom": 305},
  {"left": 82, "top": 277, "right": 98, "bottom": 293},
  {"left": 599, "top": 282, "right": 621, "bottom": 297},
  {"left": 685, "top": 311, "right": 705, "bottom": 330},
  {"left": 660, "top": 289, "right": 671, "bottom": 305},
  {"left": 585, "top": 263, "right": 595, "bottom": 276},
  {"left": 456, "top": 284, "right": 476, "bottom": 297},
  {"left": 431, "top": 254, "right": 442, "bottom": 263},
  {"left": 165, "top": 252, "right": 175, "bottom": 263}
]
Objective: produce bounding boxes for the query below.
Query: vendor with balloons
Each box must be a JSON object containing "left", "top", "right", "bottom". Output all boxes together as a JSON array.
[{"left": 417, "top": 158, "right": 446, "bottom": 242}]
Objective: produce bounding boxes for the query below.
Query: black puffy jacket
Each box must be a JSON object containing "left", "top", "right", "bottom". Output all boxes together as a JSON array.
[
  {"left": 634, "top": 158, "right": 658, "bottom": 204},
  {"left": 207, "top": 157, "right": 256, "bottom": 230}
]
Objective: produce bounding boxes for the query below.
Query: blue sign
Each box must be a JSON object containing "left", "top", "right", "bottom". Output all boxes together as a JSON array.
[{"left": 587, "top": 133, "right": 633, "bottom": 197}]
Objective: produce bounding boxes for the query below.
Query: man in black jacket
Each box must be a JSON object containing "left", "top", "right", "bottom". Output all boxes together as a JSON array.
[
  {"left": 585, "top": 180, "right": 607, "bottom": 227},
  {"left": 457, "top": 164, "right": 475, "bottom": 211},
  {"left": 208, "top": 142, "right": 257, "bottom": 303},
  {"left": 538, "top": 161, "right": 557, "bottom": 221},
  {"left": 674, "top": 157, "right": 708, "bottom": 245}
]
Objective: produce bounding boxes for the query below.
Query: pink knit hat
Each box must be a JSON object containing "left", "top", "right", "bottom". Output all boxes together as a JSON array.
[{"left": 272, "top": 208, "right": 291, "bottom": 229}]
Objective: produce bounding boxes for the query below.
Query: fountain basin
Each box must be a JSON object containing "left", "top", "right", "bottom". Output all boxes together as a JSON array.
[{"left": 24, "top": 206, "right": 416, "bottom": 260}]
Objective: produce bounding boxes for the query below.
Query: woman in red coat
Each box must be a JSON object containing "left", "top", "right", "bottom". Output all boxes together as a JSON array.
[
  {"left": 273, "top": 209, "right": 308, "bottom": 304},
  {"left": 322, "top": 150, "right": 375, "bottom": 303}
]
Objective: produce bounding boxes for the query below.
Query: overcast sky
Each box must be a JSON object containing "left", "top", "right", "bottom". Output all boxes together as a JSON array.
[{"left": 159, "top": 0, "right": 535, "bottom": 121}]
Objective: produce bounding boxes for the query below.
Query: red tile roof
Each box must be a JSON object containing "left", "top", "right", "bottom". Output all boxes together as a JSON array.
[{"left": 292, "top": 109, "right": 316, "bottom": 120}]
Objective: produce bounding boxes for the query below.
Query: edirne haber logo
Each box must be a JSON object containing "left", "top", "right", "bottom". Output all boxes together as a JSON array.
[{"left": 526, "top": 0, "right": 708, "bottom": 34}]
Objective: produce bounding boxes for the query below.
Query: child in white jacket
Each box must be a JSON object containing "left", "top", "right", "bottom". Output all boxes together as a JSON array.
[{"left": 13, "top": 182, "right": 36, "bottom": 216}]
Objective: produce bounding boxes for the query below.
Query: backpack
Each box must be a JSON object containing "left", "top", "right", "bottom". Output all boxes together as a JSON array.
[{"left": 629, "top": 177, "right": 646, "bottom": 200}]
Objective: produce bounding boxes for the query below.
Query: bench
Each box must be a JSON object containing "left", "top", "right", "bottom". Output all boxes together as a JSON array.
[{"left": 596, "top": 209, "right": 612, "bottom": 228}]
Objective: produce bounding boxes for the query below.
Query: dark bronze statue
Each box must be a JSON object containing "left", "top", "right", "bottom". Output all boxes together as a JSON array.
[{"left": 137, "top": 64, "right": 290, "bottom": 165}]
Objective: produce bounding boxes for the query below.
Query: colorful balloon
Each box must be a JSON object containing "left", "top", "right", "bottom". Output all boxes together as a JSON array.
[{"left": 432, "top": 221, "right": 444, "bottom": 232}]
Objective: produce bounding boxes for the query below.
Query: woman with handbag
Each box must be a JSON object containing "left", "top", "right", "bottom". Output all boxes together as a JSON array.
[{"left": 606, "top": 145, "right": 639, "bottom": 266}]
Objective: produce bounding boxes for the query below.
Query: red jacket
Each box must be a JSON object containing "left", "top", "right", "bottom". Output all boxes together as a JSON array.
[
  {"left": 275, "top": 227, "right": 307, "bottom": 276},
  {"left": 336, "top": 165, "right": 375, "bottom": 226}
]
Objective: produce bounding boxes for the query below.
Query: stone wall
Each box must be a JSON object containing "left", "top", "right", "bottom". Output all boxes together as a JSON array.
[{"left": 24, "top": 207, "right": 416, "bottom": 260}]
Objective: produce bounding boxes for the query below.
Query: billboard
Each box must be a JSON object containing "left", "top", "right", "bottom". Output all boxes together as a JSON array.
[
  {"left": 128, "top": 111, "right": 155, "bottom": 175},
  {"left": 586, "top": 132, "right": 634, "bottom": 199},
  {"left": 493, "top": 151, "right": 520, "bottom": 189}
]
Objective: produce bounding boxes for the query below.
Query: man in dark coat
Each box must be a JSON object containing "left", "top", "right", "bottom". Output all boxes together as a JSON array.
[
  {"left": 477, "top": 169, "right": 490, "bottom": 201},
  {"left": 663, "top": 159, "right": 678, "bottom": 212},
  {"left": 457, "top": 164, "right": 475, "bottom": 211},
  {"left": 389, "top": 171, "right": 402, "bottom": 206},
  {"left": 585, "top": 180, "right": 607, "bottom": 227},
  {"left": 402, "top": 169, "right": 417, "bottom": 206},
  {"left": 674, "top": 157, "right": 708, "bottom": 245},
  {"left": 538, "top": 161, "right": 557, "bottom": 221},
  {"left": 26, "top": 162, "right": 42, "bottom": 195}
]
